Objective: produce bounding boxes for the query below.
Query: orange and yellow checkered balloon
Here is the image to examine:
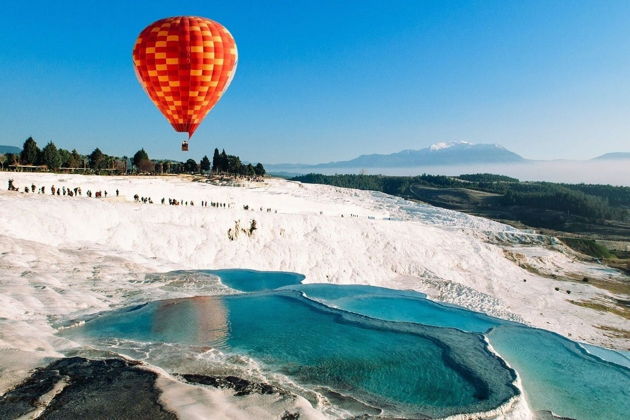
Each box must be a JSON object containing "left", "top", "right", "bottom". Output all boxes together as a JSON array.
[{"left": 133, "top": 16, "right": 238, "bottom": 138}]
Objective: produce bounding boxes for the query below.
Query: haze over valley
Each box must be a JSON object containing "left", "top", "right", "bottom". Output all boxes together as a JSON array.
[{"left": 267, "top": 141, "right": 630, "bottom": 186}]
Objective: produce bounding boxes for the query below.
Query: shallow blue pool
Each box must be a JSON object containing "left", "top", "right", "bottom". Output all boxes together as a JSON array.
[
  {"left": 63, "top": 290, "right": 518, "bottom": 418},
  {"left": 61, "top": 270, "right": 630, "bottom": 419}
]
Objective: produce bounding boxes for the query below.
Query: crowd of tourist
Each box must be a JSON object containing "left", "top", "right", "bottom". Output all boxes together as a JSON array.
[
  {"left": 6, "top": 178, "right": 280, "bottom": 214},
  {"left": 8, "top": 179, "right": 375, "bottom": 220},
  {"left": 8, "top": 179, "right": 123, "bottom": 199},
  {"left": 7, "top": 178, "right": 370, "bottom": 219},
  {"left": 6, "top": 178, "right": 373, "bottom": 220}
]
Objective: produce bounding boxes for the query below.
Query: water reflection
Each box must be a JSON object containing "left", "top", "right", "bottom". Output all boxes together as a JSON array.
[{"left": 152, "top": 297, "right": 229, "bottom": 347}]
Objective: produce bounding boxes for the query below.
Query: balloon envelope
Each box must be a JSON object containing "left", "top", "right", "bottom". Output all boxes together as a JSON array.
[{"left": 133, "top": 16, "right": 238, "bottom": 138}]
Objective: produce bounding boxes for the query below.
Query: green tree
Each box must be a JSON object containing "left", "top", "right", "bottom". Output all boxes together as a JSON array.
[
  {"left": 89, "top": 148, "right": 105, "bottom": 169},
  {"left": 41, "top": 142, "right": 61, "bottom": 170},
  {"left": 212, "top": 148, "right": 220, "bottom": 172},
  {"left": 200, "top": 155, "right": 211, "bottom": 172},
  {"left": 133, "top": 148, "right": 149, "bottom": 168},
  {"left": 184, "top": 158, "right": 198, "bottom": 173},
  {"left": 227, "top": 155, "right": 242, "bottom": 174},
  {"left": 67, "top": 149, "right": 82, "bottom": 168},
  {"left": 21, "top": 137, "right": 40, "bottom": 165},
  {"left": 254, "top": 163, "right": 266, "bottom": 176},
  {"left": 220, "top": 149, "right": 228, "bottom": 172},
  {"left": 245, "top": 163, "right": 255, "bottom": 176},
  {"left": 58, "top": 148, "right": 71, "bottom": 167}
]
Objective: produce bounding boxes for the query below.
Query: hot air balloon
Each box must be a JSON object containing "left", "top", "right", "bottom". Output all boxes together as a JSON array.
[{"left": 132, "top": 16, "right": 238, "bottom": 151}]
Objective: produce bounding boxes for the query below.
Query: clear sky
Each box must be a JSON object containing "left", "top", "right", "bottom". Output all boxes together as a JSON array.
[{"left": 1, "top": 0, "right": 630, "bottom": 163}]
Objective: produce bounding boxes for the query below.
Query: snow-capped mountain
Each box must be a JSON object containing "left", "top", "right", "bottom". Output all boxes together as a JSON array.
[{"left": 293, "top": 142, "right": 525, "bottom": 168}]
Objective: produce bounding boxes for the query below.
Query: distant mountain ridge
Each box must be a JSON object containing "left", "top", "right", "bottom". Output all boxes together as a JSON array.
[
  {"left": 268, "top": 141, "right": 526, "bottom": 169},
  {"left": 593, "top": 152, "right": 630, "bottom": 160},
  {"left": 0, "top": 145, "right": 21, "bottom": 154},
  {"left": 319, "top": 142, "right": 524, "bottom": 168}
]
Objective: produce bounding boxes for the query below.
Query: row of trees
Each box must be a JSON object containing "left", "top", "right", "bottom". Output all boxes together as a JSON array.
[
  {"left": 131, "top": 147, "right": 266, "bottom": 176},
  {"left": 13, "top": 137, "right": 87, "bottom": 170},
  {"left": 4, "top": 137, "right": 126, "bottom": 172},
  {"left": 211, "top": 148, "right": 265, "bottom": 176},
  {"left": 500, "top": 186, "right": 627, "bottom": 221},
  {"left": 2, "top": 138, "right": 267, "bottom": 178}
]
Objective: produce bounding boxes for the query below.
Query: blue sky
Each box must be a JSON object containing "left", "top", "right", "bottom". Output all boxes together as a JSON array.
[{"left": 1, "top": 0, "right": 630, "bottom": 163}]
